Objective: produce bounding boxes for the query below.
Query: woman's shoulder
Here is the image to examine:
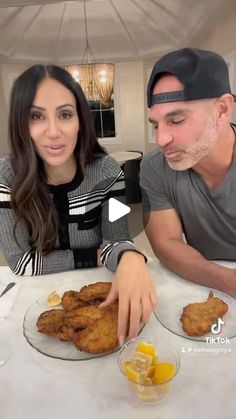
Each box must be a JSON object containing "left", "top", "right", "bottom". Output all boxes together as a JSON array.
[
  {"left": 0, "top": 155, "right": 14, "bottom": 187},
  {"left": 93, "top": 154, "right": 122, "bottom": 177}
]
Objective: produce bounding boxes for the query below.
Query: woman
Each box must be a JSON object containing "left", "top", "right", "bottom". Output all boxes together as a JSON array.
[{"left": 0, "top": 64, "right": 156, "bottom": 342}]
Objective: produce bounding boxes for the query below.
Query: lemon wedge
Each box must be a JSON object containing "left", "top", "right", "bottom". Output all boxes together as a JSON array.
[
  {"left": 124, "top": 363, "right": 141, "bottom": 383},
  {"left": 135, "top": 341, "right": 157, "bottom": 358},
  {"left": 47, "top": 291, "right": 62, "bottom": 307},
  {"left": 153, "top": 363, "right": 176, "bottom": 384},
  {"left": 132, "top": 352, "right": 153, "bottom": 377}
]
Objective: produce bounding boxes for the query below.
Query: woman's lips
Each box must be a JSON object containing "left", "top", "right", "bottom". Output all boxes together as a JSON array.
[{"left": 45, "top": 145, "right": 65, "bottom": 155}]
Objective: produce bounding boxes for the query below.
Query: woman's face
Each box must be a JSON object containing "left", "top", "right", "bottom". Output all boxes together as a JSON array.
[{"left": 29, "top": 77, "right": 79, "bottom": 173}]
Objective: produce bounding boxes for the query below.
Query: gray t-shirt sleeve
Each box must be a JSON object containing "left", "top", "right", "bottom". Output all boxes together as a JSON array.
[{"left": 140, "top": 153, "right": 174, "bottom": 211}]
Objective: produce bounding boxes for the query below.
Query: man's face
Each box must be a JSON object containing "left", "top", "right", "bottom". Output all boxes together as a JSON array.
[{"left": 149, "top": 75, "right": 218, "bottom": 170}]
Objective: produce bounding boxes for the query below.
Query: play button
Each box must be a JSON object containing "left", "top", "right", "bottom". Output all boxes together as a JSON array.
[
  {"left": 89, "top": 174, "right": 149, "bottom": 240},
  {"left": 108, "top": 198, "right": 131, "bottom": 222}
]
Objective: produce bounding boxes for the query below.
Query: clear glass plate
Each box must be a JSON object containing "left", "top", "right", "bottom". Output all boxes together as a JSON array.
[
  {"left": 23, "top": 279, "right": 145, "bottom": 360},
  {"left": 154, "top": 287, "right": 236, "bottom": 342}
]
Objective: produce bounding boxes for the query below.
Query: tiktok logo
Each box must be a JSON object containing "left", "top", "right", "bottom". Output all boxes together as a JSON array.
[{"left": 210, "top": 317, "right": 225, "bottom": 334}]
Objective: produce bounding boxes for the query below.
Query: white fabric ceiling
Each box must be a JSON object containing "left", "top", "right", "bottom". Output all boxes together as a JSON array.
[{"left": 0, "top": 0, "right": 230, "bottom": 64}]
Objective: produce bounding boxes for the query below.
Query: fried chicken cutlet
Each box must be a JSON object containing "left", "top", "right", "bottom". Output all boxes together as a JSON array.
[
  {"left": 77, "top": 282, "right": 111, "bottom": 302},
  {"left": 72, "top": 303, "right": 119, "bottom": 354},
  {"left": 36, "top": 309, "right": 65, "bottom": 335},
  {"left": 36, "top": 308, "right": 75, "bottom": 341},
  {"left": 36, "top": 282, "right": 120, "bottom": 353},
  {"left": 180, "top": 291, "right": 228, "bottom": 337},
  {"left": 61, "top": 290, "right": 87, "bottom": 311},
  {"left": 65, "top": 305, "right": 105, "bottom": 329}
]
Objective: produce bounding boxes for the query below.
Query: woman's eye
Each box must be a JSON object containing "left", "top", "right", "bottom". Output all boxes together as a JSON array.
[
  {"left": 59, "top": 111, "right": 73, "bottom": 120},
  {"left": 30, "top": 112, "right": 44, "bottom": 120}
]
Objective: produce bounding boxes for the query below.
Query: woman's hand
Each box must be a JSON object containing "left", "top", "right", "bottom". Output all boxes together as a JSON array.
[{"left": 100, "top": 251, "right": 157, "bottom": 345}]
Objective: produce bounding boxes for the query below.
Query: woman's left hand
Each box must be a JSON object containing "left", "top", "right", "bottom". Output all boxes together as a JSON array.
[{"left": 100, "top": 251, "right": 157, "bottom": 345}]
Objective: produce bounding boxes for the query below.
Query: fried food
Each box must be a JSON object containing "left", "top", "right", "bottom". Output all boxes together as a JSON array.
[
  {"left": 73, "top": 303, "right": 118, "bottom": 353},
  {"left": 77, "top": 282, "right": 111, "bottom": 302},
  {"left": 73, "top": 316, "right": 118, "bottom": 354},
  {"left": 61, "top": 290, "right": 87, "bottom": 311},
  {"left": 36, "top": 309, "right": 65, "bottom": 335},
  {"left": 36, "top": 309, "right": 76, "bottom": 341},
  {"left": 65, "top": 305, "right": 105, "bottom": 329},
  {"left": 54, "top": 325, "right": 76, "bottom": 341},
  {"left": 36, "top": 282, "right": 121, "bottom": 354},
  {"left": 180, "top": 291, "right": 228, "bottom": 336}
]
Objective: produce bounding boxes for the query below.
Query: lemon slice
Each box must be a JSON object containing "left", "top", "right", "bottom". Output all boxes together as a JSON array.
[
  {"left": 124, "top": 363, "right": 141, "bottom": 383},
  {"left": 135, "top": 341, "right": 157, "bottom": 358},
  {"left": 132, "top": 352, "right": 153, "bottom": 377},
  {"left": 147, "top": 365, "right": 155, "bottom": 379},
  {"left": 153, "top": 362, "right": 176, "bottom": 384},
  {"left": 47, "top": 291, "right": 62, "bottom": 307}
]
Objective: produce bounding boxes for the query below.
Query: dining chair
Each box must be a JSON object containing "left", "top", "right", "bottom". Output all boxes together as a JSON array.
[{"left": 123, "top": 157, "right": 142, "bottom": 204}]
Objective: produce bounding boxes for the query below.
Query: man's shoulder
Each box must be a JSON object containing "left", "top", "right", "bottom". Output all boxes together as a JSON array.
[
  {"left": 141, "top": 148, "right": 167, "bottom": 174},
  {"left": 142, "top": 148, "right": 163, "bottom": 163}
]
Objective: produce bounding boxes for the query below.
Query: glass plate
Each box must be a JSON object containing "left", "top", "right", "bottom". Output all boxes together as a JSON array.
[
  {"left": 154, "top": 287, "right": 236, "bottom": 342},
  {"left": 23, "top": 279, "right": 144, "bottom": 360}
]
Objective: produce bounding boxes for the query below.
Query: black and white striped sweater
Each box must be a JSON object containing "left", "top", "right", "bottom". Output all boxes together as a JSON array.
[{"left": 0, "top": 154, "right": 136, "bottom": 276}]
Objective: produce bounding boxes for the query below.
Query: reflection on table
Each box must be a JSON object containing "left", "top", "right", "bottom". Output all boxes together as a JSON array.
[
  {"left": 0, "top": 259, "right": 236, "bottom": 419},
  {"left": 109, "top": 151, "right": 142, "bottom": 166}
]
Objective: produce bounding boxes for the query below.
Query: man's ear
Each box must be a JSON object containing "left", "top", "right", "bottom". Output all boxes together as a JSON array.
[{"left": 216, "top": 94, "right": 234, "bottom": 121}]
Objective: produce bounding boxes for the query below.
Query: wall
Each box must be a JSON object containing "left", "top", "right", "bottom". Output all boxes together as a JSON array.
[
  {"left": 143, "top": 2, "right": 236, "bottom": 153},
  {"left": 105, "top": 61, "right": 145, "bottom": 154},
  {"left": 191, "top": 6, "right": 236, "bottom": 123},
  {"left": 0, "top": 62, "right": 28, "bottom": 156}
]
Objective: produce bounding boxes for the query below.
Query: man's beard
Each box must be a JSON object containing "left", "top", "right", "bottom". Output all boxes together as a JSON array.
[{"left": 166, "top": 115, "right": 218, "bottom": 171}]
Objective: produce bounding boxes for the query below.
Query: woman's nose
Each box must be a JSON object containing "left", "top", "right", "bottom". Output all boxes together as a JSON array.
[{"left": 46, "top": 118, "right": 60, "bottom": 138}]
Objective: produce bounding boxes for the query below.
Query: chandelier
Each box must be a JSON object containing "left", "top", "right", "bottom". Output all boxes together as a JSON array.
[{"left": 65, "top": 0, "right": 115, "bottom": 106}]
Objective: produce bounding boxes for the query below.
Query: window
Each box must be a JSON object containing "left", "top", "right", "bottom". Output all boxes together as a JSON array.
[
  {"left": 89, "top": 99, "right": 116, "bottom": 138},
  {"left": 88, "top": 66, "right": 121, "bottom": 144}
]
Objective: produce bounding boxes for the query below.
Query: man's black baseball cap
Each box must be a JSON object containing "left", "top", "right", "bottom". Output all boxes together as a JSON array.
[{"left": 147, "top": 47, "right": 236, "bottom": 108}]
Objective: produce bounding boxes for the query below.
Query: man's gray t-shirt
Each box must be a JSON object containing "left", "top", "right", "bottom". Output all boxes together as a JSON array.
[{"left": 140, "top": 148, "right": 236, "bottom": 261}]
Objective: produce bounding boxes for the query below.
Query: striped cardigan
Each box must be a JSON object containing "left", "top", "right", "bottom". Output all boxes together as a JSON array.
[{"left": 0, "top": 154, "right": 136, "bottom": 276}]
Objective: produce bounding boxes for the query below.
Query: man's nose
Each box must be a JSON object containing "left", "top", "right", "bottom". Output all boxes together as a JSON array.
[{"left": 155, "top": 127, "right": 173, "bottom": 148}]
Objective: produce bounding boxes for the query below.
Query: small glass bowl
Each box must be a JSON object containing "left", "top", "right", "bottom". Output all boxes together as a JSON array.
[{"left": 117, "top": 336, "right": 180, "bottom": 403}]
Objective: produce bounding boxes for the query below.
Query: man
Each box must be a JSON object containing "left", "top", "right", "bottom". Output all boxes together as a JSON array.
[{"left": 140, "top": 47, "right": 236, "bottom": 296}]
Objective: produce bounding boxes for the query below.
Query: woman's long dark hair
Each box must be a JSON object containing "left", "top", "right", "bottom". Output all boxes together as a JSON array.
[{"left": 9, "top": 64, "right": 106, "bottom": 255}]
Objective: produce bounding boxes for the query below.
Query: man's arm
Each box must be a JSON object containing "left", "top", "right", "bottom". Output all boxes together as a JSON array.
[{"left": 144, "top": 208, "right": 236, "bottom": 296}]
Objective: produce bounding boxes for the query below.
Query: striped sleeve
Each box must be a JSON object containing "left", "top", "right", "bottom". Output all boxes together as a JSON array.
[
  {"left": 99, "top": 156, "right": 140, "bottom": 272},
  {"left": 12, "top": 250, "right": 43, "bottom": 276},
  {"left": 0, "top": 183, "right": 11, "bottom": 208}
]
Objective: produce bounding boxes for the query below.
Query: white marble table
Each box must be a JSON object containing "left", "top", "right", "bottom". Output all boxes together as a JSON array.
[
  {"left": 109, "top": 151, "right": 142, "bottom": 166},
  {"left": 0, "top": 260, "right": 236, "bottom": 419}
]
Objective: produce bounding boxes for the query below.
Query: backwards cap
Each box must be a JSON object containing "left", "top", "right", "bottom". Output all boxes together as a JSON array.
[{"left": 147, "top": 47, "right": 235, "bottom": 107}]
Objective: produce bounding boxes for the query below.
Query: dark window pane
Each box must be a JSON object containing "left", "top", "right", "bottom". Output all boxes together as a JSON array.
[
  {"left": 102, "top": 110, "right": 116, "bottom": 137},
  {"left": 88, "top": 99, "right": 116, "bottom": 139},
  {"left": 91, "top": 110, "right": 102, "bottom": 137},
  {"left": 89, "top": 100, "right": 100, "bottom": 111}
]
